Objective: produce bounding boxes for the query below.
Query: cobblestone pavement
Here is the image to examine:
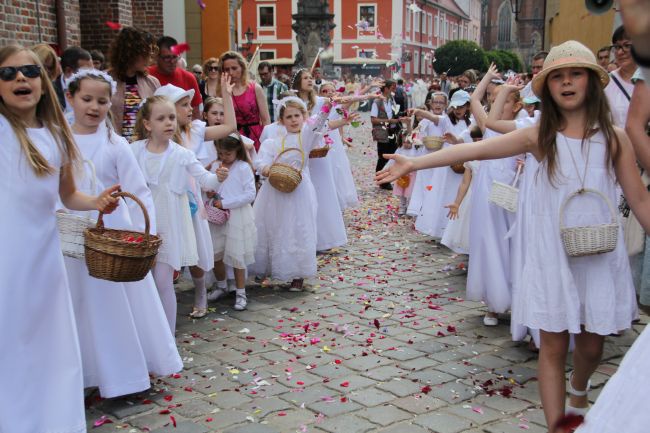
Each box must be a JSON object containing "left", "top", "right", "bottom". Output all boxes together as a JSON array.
[{"left": 85, "top": 114, "right": 647, "bottom": 432}]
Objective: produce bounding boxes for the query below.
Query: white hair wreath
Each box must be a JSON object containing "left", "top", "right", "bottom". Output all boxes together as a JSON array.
[
  {"left": 65, "top": 68, "right": 118, "bottom": 95},
  {"left": 272, "top": 96, "right": 307, "bottom": 112}
]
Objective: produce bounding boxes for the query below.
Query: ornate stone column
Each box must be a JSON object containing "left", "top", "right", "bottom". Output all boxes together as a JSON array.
[{"left": 291, "top": 0, "right": 335, "bottom": 69}]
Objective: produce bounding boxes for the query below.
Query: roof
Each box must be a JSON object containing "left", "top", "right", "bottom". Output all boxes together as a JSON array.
[{"left": 435, "top": 0, "right": 470, "bottom": 20}]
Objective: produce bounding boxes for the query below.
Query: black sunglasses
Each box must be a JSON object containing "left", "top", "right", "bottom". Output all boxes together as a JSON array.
[
  {"left": 207, "top": 66, "right": 219, "bottom": 72},
  {"left": 0, "top": 65, "right": 41, "bottom": 81}
]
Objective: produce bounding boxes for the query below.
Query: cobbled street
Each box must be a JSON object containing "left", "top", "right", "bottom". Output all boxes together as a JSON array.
[{"left": 84, "top": 114, "right": 648, "bottom": 433}]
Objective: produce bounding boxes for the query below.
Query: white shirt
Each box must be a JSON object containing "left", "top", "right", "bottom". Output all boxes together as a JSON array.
[
  {"left": 604, "top": 69, "right": 634, "bottom": 128},
  {"left": 370, "top": 99, "right": 395, "bottom": 118}
]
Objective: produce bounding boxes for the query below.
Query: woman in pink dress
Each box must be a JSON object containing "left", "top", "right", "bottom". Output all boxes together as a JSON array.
[{"left": 219, "top": 51, "right": 270, "bottom": 151}]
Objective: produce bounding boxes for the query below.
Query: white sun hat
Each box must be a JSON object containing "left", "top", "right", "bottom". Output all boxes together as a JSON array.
[{"left": 154, "top": 83, "right": 195, "bottom": 104}]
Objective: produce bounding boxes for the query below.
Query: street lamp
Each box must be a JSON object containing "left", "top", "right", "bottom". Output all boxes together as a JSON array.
[
  {"left": 509, "top": 0, "right": 520, "bottom": 20},
  {"left": 241, "top": 27, "right": 254, "bottom": 54}
]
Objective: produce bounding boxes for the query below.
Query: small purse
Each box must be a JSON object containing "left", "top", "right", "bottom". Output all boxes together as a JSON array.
[{"left": 205, "top": 195, "right": 230, "bottom": 225}]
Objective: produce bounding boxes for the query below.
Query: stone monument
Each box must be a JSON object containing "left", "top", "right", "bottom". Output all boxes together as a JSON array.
[{"left": 292, "top": 0, "right": 335, "bottom": 71}]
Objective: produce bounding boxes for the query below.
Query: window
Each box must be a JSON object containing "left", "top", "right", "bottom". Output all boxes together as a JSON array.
[
  {"left": 414, "top": 9, "right": 420, "bottom": 32},
  {"left": 498, "top": 2, "right": 512, "bottom": 42},
  {"left": 359, "top": 5, "right": 376, "bottom": 28},
  {"left": 358, "top": 49, "right": 375, "bottom": 59},
  {"left": 406, "top": 9, "right": 411, "bottom": 35},
  {"left": 422, "top": 12, "right": 427, "bottom": 35},
  {"left": 443, "top": 20, "right": 448, "bottom": 40},
  {"left": 414, "top": 50, "right": 419, "bottom": 75},
  {"left": 258, "top": 5, "right": 274, "bottom": 28},
  {"left": 428, "top": 14, "right": 433, "bottom": 38},
  {"left": 434, "top": 16, "right": 439, "bottom": 37},
  {"left": 259, "top": 51, "right": 275, "bottom": 60}
]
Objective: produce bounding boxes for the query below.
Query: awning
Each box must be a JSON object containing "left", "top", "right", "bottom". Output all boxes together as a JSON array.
[
  {"left": 266, "top": 58, "right": 295, "bottom": 66},
  {"left": 334, "top": 58, "right": 392, "bottom": 65}
]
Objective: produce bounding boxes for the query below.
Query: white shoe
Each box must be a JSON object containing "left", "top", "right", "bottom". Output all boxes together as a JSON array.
[
  {"left": 234, "top": 293, "right": 247, "bottom": 310},
  {"left": 207, "top": 287, "right": 227, "bottom": 302},
  {"left": 566, "top": 371, "right": 590, "bottom": 416},
  {"left": 483, "top": 314, "right": 498, "bottom": 326},
  {"left": 227, "top": 279, "right": 237, "bottom": 292}
]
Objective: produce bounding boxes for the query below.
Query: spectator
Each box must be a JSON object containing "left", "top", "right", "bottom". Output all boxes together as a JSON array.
[
  {"left": 258, "top": 61, "right": 287, "bottom": 121},
  {"left": 220, "top": 50, "right": 270, "bottom": 151},
  {"left": 312, "top": 67, "right": 323, "bottom": 86},
  {"left": 90, "top": 49, "right": 106, "bottom": 71},
  {"left": 523, "top": 50, "right": 548, "bottom": 98},
  {"left": 191, "top": 64, "right": 203, "bottom": 84},
  {"left": 57, "top": 46, "right": 93, "bottom": 112},
  {"left": 149, "top": 35, "right": 202, "bottom": 119},
  {"left": 108, "top": 26, "right": 160, "bottom": 140},
  {"left": 604, "top": 25, "right": 636, "bottom": 128},
  {"left": 199, "top": 57, "right": 219, "bottom": 102},
  {"left": 597, "top": 45, "right": 611, "bottom": 69},
  {"left": 32, "top": 43, "right": 64, "bottom": 108},
  {"left": 449, "top": 69, "right": 476, "bottom": 99},
  {"left": 371, "top": 79, "right": 402, "bottom": 188},
  {"left": 394, "top": 78, "right": 408, "bottom": 116},
  {"left": 439, "top": 71, "right": 451, "bottom": 95}
]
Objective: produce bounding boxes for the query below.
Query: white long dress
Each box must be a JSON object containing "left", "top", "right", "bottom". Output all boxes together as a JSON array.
[
  {"left": 251, "top": 110, "right": 328, "bottom": 281},
  {"left": 407, "top": 116, "right": 451, "bottom": 216},
  {"left": 328, "top": 107, "right": 359, "bottom": 209},
  {"left": 131, "top": 139, "right": 222, "bottom": 270},
  {"left": 415, "top": 120, "right": 471, "bottom": 238},
  {"left": 513, "top": 131, "right": 637, "bottom": 334},
  {"left": 466, "top": 129, "right": 519, "bottom": 313},
  {"left": 441, "top": 160, "right": 479, "bottom": 255},
  {"left": 309, "top": 97, "right": 347, "bottom": 250},
  {"left": 64, "top": 128, "right": 181, "bottom": 397},
  {"left": 0, "top": 116, "right": 85, "bottom": 433}
]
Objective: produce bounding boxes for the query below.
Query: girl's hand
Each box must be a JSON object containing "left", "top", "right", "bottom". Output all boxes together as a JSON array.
[
  {"left": 345, "top": 112, "right": 360, "bottom": 125},
  {"left": 443, "top": 132, "right": 461, "bottom": 144},
  {"left": 261, "top": 166, "right": 270, "bottom": 177},
  {"left": 213, "top": 199, "right": 223, "bottom": 209},
  {"left": 370, "top": 78, "right": 385, "bottom": 88},
  {"left": 216, "top": 166, "right": 229, "bottom": 182},
  {"left": 95, "top": 185, "right": 121, "bottom": 214},
  {"left": 502, "top": 83, "right": 524, "bottom": 93},
  {"left": 485, "top": 62, "right": 499, "bottom": 80},
  {"left": 375, "top": 154, "right": 414, "bottom": 185},
  {"left": 445, "top": 202, "right": 459, "bottom": 220},
  {"left": 516, "top": 158, "right": 525, "bottom": 170},
  {"left": 221, "top": 73, "right": 235, "bottom": 95}
]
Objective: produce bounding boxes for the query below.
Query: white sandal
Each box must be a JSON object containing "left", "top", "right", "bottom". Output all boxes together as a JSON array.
[{"left": 566, "top": 371, "right": 591, "bottom": 416}]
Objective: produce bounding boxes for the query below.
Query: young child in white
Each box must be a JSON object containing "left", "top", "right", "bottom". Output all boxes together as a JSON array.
[
  {"left": 130, "top": 96, "right": 227, "bottom": 333},
  {"left": 387, "top": 133, "right": 418, "bottom": 215},
  {"left": 0, "top": 45, "right": 119, "bottom": 433},
  {"left": 62, "top": 69, "right": 182, "bottom": 398},
  {"left": 251, "top": 96, "right": 330, "bottom": 291},
  {"left": 204, "top": 134, "right": 257, "bottom": 310},
  {"left": 154, "top": 79, "right": 237, "bottom": 319},
  {"left": 377, "top": 40, "right": 650, "bottom": 432}
]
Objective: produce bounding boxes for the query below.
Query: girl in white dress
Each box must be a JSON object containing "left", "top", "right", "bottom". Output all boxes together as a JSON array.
[
  {"left": 251, "top": 96, "right": 330, "bottom": 291},
  {"left": 414, "top": 90, "right": 473, "bottom": 238},
  {"left": 153, "top": 79, "right": 236, "bottom": 318},
  {"left": 130, "top": 96, "right": 227, "bottom": 333},
  {"left": 293, "top": 69, "right": 347, "bottom": 251},
  {"left": 406, "top": 92, "right": 450, "bottom": 217},
  {"left": 441, "top": 126, "right": 483, "bottom": 254},
  {"left": 204, "top": 134, "right": 256, "bottom": 310},
  {"left": 377, "top": 40, "right": 650, "bottom": 433},
  {"left": 63, "top": 69, "right": 182, "bottom": 398},
  {"left": 0, "top": 45, "right": 118, "bottom": 433},
  {"left": 319, "top": 81, "right": 360, "bottom": 210}
]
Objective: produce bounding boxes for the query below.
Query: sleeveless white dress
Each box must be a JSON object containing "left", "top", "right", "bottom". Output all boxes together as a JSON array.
[{"left": 0, "top": 116, "right": 86, "bottom": 433}]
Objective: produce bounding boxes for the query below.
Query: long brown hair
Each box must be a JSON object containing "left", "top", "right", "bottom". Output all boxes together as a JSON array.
[
  {"left": 291, "top": 69, "right": 316, "bottom": 113},
  {"left": 537, "top": 69, "right": 618, "bottom": 184},
  {"left": 216, "top": 133, "right": 253, "bottom": 170},
  {"left": 108, "top": 27, "right": 154, "bottom": 82},
  {"left": 67, "top": 72, "right": 116, "bottom": 142},
  {"left": 0, "top": 45, "right": 78, "bottom": 176}
]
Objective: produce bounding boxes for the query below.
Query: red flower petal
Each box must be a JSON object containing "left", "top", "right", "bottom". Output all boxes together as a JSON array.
[
  {"left": 170, "top": 415, "right": 177, "bottom": 427},
  {"left": 373, "top": 319, "right": 380, "bottom": 329},
  {"left": 170, "top": 43, "right": 190, "bottom": 56},
  {"left": 340, "top": 381, "right": 350, "bottom": 387},
  {"left": 159, "top": 409, "right": 170, "bottom": 414},
  {"left": 163, "top": 395, "right": 173, "bottom": 401},
  {"left": 421, "top": 385, "right": 432, "bottom": 394},
  {"left": 555, "top": 414, "right": 584, "bottom": 431},
  {"left": 105, "top": 21, "right": 122, "bottom": 30}
]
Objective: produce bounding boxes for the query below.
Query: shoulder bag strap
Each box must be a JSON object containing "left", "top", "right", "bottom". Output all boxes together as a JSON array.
[{"left": 610, "top": 73, "right": 631, "bottom": 101}]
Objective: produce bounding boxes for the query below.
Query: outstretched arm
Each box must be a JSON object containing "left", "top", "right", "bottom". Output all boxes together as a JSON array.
[
  {"left": 376, "top": 125, "right": 539, "bottom": 184},
  {"left": 205, "top": 73, "right": 238, "bottom": 141},
  {"left": 625, "top": 80, "right": 650, "bottom": 172},
  {"left": 471, "top": 63, "right": 499, "bottom": 133},
  {"left": 486, "top": 84, "right": 522, "bottom": 134},
  {"left": 445, "top": 167, "right": 473, "bottom": 219},
  {"left": 615, "top": 128, "right": 650, "bottom": 232}
]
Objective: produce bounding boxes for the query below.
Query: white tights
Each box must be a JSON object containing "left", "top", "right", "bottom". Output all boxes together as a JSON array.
[{"left": 152, "top": 262, "right": 176, "bottom": 334}]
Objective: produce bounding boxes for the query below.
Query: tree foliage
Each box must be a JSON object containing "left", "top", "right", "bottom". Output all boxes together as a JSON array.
[{"left": 434, "top": 40, "right": 488, "bottom": 76}]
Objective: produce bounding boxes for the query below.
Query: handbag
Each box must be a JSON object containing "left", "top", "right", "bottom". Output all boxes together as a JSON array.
[{"left": 371, "top": 100, "right": 392, "bottom": 143}]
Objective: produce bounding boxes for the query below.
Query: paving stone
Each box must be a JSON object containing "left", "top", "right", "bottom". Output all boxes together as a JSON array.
[
  {"left": 493, "top": 365, "right": 539, "bottom": 384},
  {"left": 483, "top": 419, "right": 547, "bottom": 433},
  {"left": 407, "top": 369, "right": 456, "bottom": 385},
  {"left": 317, "top": 414, "right": 378, "bottom": 433},
  {"left": 429, "top": 381, "right": 482, "bottom": 404},
  {"left": 381, "top": 347, "right": 427, "bottom": 361},
  {"left": 203, "top": 390, "right": 252, "bottom": 409},
  {"left": 474, "top": 395, "right": 533, "bottom": 414},
  {"left": 443, "top": 403, "right": 504, "bottom": 425},
  {"left": 101, "top": 397, "right": 152, "bottom": 419},
  {"left": 357, "top": 404, "right": 412, "bottom": 426},
  {"left": 362, "top": 364, "right": 409, "bottom": 381},
  {"left": 376, "top": 422, "right": 432, "bottom": 433},
  {"left": 150, "top": 421, "right": 209, "bottom": 433},
  {"left": 392, "top": 395, "right": 448, "bottom": 414},
  {"left": 310, "top": 363, "right": 354, "bottom": 379},
  {"left": 307, "top": 399, "right": 363, "bottom": 417},
  {"left": 343, "top": 353, "right": 394, "bottom": 371},
  {"left": 413, "top": 411, "right": 474, "bottom": 433},
  {"left": 496, "top": 346, "right": 539, "bottom": 363},
  {"left": 170, "top": 398, "right": 218, "bottom": 418},
  {"left": 278, "top": 384, "right": 341, "bottom": 405},
  {"left": 130, "top": 412, "right": 185, "bottom": 430},
  {"left": 348, "top": 388, "right": 396, "bottom": 406},
  {"left": 469, "top": 354, "right": 513, "bottom": 370},
  {"left": 376, "top": 377, "right": 423, "bottom": 397},
  {"left": 434, "top": 361, "right": 484, "bottom": 378},
  {"left": 322, "top": 374, "right": 376, "bottom": 392},
  {"left": 224, "top": 423, "right": 280, "bottom": 433},
  {"left": 263, "top": 408, "right": 319, "bottom": 430}
]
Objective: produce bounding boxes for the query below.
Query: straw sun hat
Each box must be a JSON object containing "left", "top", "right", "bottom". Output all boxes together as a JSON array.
[{"left": 531, "top": 40, "right": 610, "bottom": 97}]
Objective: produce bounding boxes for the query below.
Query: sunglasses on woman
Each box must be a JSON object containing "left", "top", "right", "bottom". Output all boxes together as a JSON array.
[
  {"left": 0, "top": 65, "right": 42, "bottom": 81},
  {"left": 207, "top": 66, "right": 219, "bottom": 72}
]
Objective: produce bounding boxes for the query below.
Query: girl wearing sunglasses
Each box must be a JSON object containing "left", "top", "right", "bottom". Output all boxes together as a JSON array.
[{"left": 0, "top": 45, "right": 119, "bottom": 433}]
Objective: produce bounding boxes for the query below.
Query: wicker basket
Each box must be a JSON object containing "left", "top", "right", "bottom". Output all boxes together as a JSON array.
[
  {"left": 268, "top": 148, "right": 304, "bottom": 193},
  {"left": 205, "top": 199, "right": 230, "bottom": 225},
  {"left": 57, "top": 160, "right": 97, "bottom": 259},
  {"left": 450, "top": 163, "right": 465, "bottom": 174},
  {"left": 84, "top": 191, "right": 162, "bottom": 282},
  {"left": 423, "top": 136, "right": 444, "bottom": 151},
  {"left": 309, "top": 146, "right": 330, "bottom": 159},
  {"left": 488, "top": 166, "right": 522, "bottom": 213},
  {"left": 560, "top": 188, "right": 619, "bottom": 257}
]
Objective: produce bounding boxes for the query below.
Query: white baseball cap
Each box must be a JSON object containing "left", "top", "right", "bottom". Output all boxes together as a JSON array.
[
  {"left": 154, "top": 84, "right": 195, "bottom": 104},
  {"left": 449, "top": 90, "right": 470, "bottom": 108}
]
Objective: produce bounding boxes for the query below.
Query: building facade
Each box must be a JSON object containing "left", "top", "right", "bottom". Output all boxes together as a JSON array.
[
  {"left": 480, "top": 0, "right": 545, "bottom": 70},
  {"left": 237, "top": 0, "right": 472, "bottom": 79}
]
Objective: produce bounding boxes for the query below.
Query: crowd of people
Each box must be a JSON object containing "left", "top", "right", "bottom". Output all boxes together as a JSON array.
[{"left": 1, "top": 1, "right": 650, "bottom": 430}]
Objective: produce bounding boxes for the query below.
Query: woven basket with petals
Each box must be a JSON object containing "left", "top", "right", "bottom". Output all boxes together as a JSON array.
[
  {"left": 84, "top": 191, "right": 162, "bottom": 282},
  {"left": 309, "top": 146, "right": 330, "bottom": 158},
  {"left": 423, "top": 136, "right": 444, "bottom": 151},
  {"left": 268, "top": 148, "right": 304, "bottom": 193},
  {"left": 560, "top": 188, "right": 619, "bottom": 257}
]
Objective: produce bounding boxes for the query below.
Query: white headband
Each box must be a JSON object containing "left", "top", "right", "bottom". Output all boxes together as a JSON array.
[
  {"left": 272, "top": 96, "right": 308, "bottom": 112},
  {"left": 65, "top": 68, "right": 118, "bottom": 95}
]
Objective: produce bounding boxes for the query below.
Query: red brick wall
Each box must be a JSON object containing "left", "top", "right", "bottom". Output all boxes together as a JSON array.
[
  {"left": 80, "top": 0, "right": 134, "bottom": 55},
  {"left": 132, "top": 0, "right": 164, "bottom": 38},
  {"left": 0, "top": 0, "right": 80, "bottom": 49}
]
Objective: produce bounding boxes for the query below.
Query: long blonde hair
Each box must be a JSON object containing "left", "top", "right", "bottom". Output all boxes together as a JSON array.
[
  {"left": 133, "top": 95, "right": 177, "bottom": 142},
  {"left": 219, "top": 51, "right": 249, "bottom": 87},
  {"left": 0, "top": 45, "right": 78, "bottom": 176}
]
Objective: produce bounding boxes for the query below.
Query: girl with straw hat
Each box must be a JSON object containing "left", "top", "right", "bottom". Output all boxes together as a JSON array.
[{"left": 376, "top": 40, "right": 650, "bottom": 432}]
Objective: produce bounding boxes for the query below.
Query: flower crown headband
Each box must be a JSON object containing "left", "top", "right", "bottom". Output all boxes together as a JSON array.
[
  {"left": 272, "top": 95, "right": 307, "bottom": 112},
  {"left": 65, "top": 68, "right": 117, "bottom": 95},
  {"left": 291, "top": 68, "right": 308, "bottom": 89}
]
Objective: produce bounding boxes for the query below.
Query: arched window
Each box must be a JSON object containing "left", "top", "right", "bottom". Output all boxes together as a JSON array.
[{"left": 497, "top": 2, "right": 512, "bottom": 42}]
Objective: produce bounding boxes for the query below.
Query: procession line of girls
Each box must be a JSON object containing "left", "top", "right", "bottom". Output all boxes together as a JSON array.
[{"left": 377, "top": 40, "right": 650, "bottom": 433}]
